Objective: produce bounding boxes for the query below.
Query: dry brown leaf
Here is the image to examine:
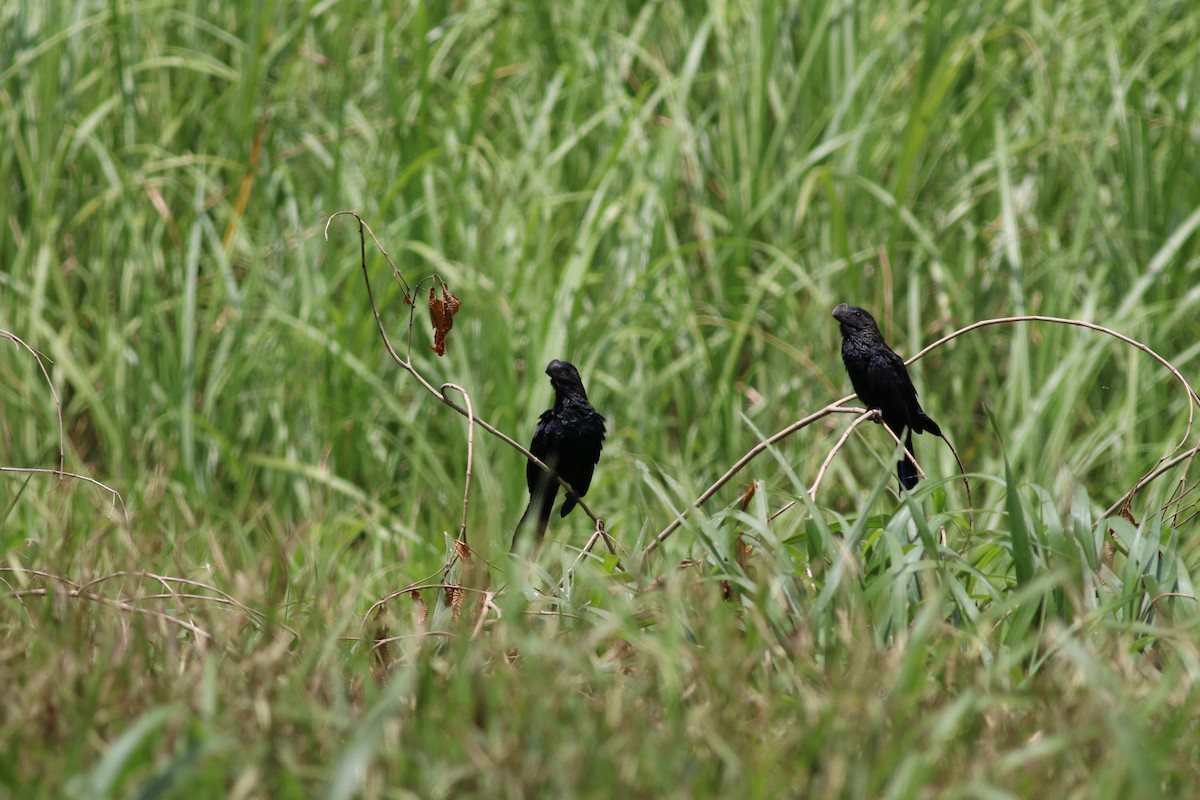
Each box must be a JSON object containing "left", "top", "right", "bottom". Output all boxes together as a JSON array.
[
  {"left": 455, "top": 539, "right": 472, "bottom": 560},
  {"left": 441, "top": 582, "right": 458, "bottom": 623},
  {"left": 410, "top": 589, "right": 428, "bottom": 625},
  {"left": 737, "top": 536, "right": 753, "bottom": 566},
  {"left": 1103, "top": 501, "right": 1139, "bottom": 570},
  {"left": 445, "top": 582, "right": 463, "bottom": 608},
  {"left": 740, "top": 481, "right": 757, "bottom": 511},
  {"left": 428, "top": 279, "right": 462, "bottom": 356},
  {"left": 734, "top": 482, "right": 757, "bottom": 576}
]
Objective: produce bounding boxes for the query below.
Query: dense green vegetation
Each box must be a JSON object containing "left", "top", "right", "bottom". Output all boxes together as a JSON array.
[{"left": 4, "top": 0, "right": 1200, "bottom": 796}]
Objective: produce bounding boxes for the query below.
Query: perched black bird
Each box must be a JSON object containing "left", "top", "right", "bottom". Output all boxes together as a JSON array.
[
  {"left": 512, "top": 359, "right": 606, "bottom": 550},
  {"left": 832, "top": 303, "right": 941, "bottom": 490}
]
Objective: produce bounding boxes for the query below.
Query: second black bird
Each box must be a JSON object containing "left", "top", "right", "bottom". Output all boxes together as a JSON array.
[
  {"left": 512, "top": 359, "right": 606, "bottom": 550},
  {"left": 833, "top": 303, "right": 941, "bottom": 490}
]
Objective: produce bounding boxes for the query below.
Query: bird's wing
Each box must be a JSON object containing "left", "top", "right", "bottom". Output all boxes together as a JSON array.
[
  {"left": 586, "top": 413, "right": 605, "bottom": 464},
  {"left": 865, "top": 348, "right": 920, "bottom": 429},
  {"left": 526, "top": 409, "right": 560, "bottom": 492},
  {"left": 572, "top": 418, "right": 605, "bottom": 496}
]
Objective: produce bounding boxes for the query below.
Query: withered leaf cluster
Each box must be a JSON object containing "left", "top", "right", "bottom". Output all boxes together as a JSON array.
[{"left": 428, "top": 279, "right": 462, "bottom": 356}]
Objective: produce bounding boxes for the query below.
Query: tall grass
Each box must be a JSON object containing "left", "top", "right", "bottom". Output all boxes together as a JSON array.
[{"left": 3, "top": 0, "right": 1200, "bottom": 796}]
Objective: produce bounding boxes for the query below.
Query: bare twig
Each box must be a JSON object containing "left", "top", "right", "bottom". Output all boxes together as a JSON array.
[
  {"left": 1104, "top": 442, "right": 1200, "bottom": 520},
  {"left": 0, "top": 334, "right": 129, "bottom": 531},
  {"left": 1163, "top": 472, "right": 1200, "bottom": 523},
  {"left": 769, "top": 409, "right": 942, "bottom": 523},
  {"left": 649, "top": 314, "right": 1189, "bottom": 557},
  {"left": 0, "top": 467, "right": 130, "bottom": 527},
  {"left": 9, "top": 587, "right": 211, "bottom": 640},
  {"left": 906, "top": 315, "right": 1200, "bottom": 515},
  {"left": 361, "top": 580, "right": 495, "bottom": 630},
  {"left": 874, "top": 411, "right": 930, "bottom": 484},
  {"left": 325, "top": 211, "right": 606, "bottom": 528},
  {"left": 1, "top": 330, "right": 63, "bottom": 475},
  {"left": 472, "top": 590, "right": 500, "bottom": 638},
  {"left": 441, "top": 383, "right": 475, "bottom": 546},
  {"left": 324, "top": 211, "right": 411, "bottom": 297},
  {"left": 865, "top": 414, "right": 974, "bottom": 529},
  {"left": 644, "top": 403, "right": 866, "bottom": 554},
  {"left": 807, "top": 410, "right": 877, "bottom": 501},
  {"left": 0, "top": 567, "right": 295, "bottom": 642},
  {"left": 577, "top": 517, "right": 623, "bottom": 561},
  {"left": 934, "top": 433, "right": 974, "bottom": 530},
  {"left": 74, "top": 570, "right": 291, "bottom": 635},
  {"left": 564, "top": 519, "right": 626, "bottom": 589}
]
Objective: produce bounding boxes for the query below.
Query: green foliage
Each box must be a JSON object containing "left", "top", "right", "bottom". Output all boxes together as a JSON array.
[{"left": 3, "top": 0, "right": 1200, "bottom": 796}]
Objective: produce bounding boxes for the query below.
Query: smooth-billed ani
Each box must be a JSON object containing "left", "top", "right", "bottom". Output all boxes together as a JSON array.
[
  {"left": 512, "top": 359, "right": 606, "bottom": 550},
  {"left": 833, "top": 303, "right": 941, "bottom": 490}
]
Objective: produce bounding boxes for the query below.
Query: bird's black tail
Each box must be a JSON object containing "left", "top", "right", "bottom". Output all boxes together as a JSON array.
[
  {"left": 511, "top": 481, "right": 557, "bottom": 551},
  {"left": 917, "top": 411, "right": 942, "bottom": 438},
  {"left": 897, "top": 430, "right": 919, "bottom": 490}
]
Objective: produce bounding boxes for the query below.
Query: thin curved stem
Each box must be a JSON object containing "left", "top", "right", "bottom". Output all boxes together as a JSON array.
[
  {"left": 644, "top": 403, "right": 865, "bottom": 555},
  {"left": 326, "top": 211, "right": 603, "bottom": 526},
  {"left": 441, "top": 384, "right": 475, "bottom": 545}
]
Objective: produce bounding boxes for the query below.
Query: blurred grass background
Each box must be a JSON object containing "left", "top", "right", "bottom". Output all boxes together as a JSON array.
[{"left": 3, "top": 0, "right": 1200, "bottom": 796}]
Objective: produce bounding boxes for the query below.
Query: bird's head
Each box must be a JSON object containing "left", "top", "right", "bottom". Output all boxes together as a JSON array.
[
  {"left": 545, "top": 359, "right": 587, "bottom": 397},
  {"left": 832, "top": 303, "right": 880, "bottom": 336}
]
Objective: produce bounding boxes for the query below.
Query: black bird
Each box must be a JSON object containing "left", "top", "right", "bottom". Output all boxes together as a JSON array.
[
  {"left": 512, "top": 359, "right": 606, "bottom": 550},
  {"left": 832, "top": 303, "right": 941, "bottom": 490}
]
